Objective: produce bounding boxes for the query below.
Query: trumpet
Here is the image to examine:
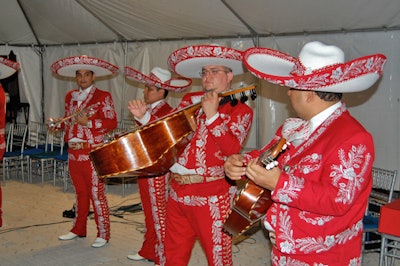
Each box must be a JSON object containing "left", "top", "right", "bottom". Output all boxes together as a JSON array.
[{"left": 47, "top": 103, "right": 100, "bottom": 129}]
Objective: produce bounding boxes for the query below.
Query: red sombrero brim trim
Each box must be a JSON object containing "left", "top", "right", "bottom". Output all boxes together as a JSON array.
[
  {"left": 124, "top": 66, "right": 192, "bottom": 92},
  {"left": 0, "top": 57, "right": 20, "bottom": 79},
  {"left": 51, "top": 56, "right": 119, "bottom": 77},
  {"left": 243, "top": 47, "right": 387, "bottom": 93},
  {"left": 167, "top": 45, "right": 244, "bottom": 78}
]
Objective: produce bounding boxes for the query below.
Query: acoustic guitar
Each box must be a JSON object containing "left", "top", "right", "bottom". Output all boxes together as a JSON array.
[
  {"left": 223, "top": 137, "right": 287, "bottom": 236},
  {"left": 89, "top": 85, "right": 256, "bottom": 179}
]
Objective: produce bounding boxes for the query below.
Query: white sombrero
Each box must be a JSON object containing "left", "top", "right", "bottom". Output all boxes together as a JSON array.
[
  {"left": 51, "top": 55, "right": 119, "bottom": 77},
  {"left": 243, "top": 41, "right": 387, "bottom": 93},
  {"left": 124, "top": 66, "right": 192, "bottom": 92},
  {"left": 0, "top": 57, "right": 20, "bottom": 80},
  {"left": 168, "top": 44, "right": 244, "bottom": 78}
]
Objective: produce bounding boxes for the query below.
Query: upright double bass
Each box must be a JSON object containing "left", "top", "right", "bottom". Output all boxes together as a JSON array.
[{"left": 90, "top": 85, "right": 256, "bottom": 179}]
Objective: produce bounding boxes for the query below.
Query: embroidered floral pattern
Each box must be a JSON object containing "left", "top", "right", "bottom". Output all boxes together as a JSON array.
[
  {"left": 298, "top": 211, "right": 334, "bottom": 226},
  {"left": 331, "top": 144, "right": 371, "bottom": 204}
]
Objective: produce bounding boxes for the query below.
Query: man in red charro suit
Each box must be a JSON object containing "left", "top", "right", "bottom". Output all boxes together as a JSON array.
[
  {"left": 163, "top": 44, "right": 254, "bottom": 266},
  {"left": 50, "top": 55, "right": 118, "bottom": 248},
  {"left": 224, "top": 41, "right": 387, "bottom": 265},
  {"left": 0, "top": 57, "right": 20, "bottom": 227},
  {"left": 124, "top": 66, "right": 191, "bottom": 265}
]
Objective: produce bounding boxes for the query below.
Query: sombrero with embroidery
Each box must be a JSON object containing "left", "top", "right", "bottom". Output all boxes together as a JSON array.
[
  {"left": 243, "top": 41, "right": 387, "bottom": 93},
  {"left": 51, "top": 55, "right": 119, "bottom": 77},
  {"left": 168, "top": 44, "right": 244, "bottom": 78},
  {"left": 0, "top": 57, "right": 20, "bottom": 80},
  {"left": 124, "top": 66, "right": 192, "bottom": 92}
]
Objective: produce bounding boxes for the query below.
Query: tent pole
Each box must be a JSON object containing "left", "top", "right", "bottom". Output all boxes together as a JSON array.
[{"left": 120, "top": 41, "right": 128, "bottom": 121}]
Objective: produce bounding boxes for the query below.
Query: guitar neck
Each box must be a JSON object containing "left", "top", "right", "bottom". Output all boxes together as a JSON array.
[{"left": 219, "top": 84, "right": 256, "bottom": 97}]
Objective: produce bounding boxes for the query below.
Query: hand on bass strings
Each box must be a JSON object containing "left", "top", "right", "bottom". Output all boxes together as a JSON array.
[{"left": 201, "top": 90, "right": 219, "bottom": 119}]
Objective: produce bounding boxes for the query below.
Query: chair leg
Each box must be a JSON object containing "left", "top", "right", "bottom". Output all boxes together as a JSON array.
[
  {"left": 21, "top": 157, "right": 24, "bottom": 183},
  {"left": 380, "top": 235, "right": 386, "bottom": 266},
  {"left": 41, "top": 161, "right": 45, "bottom": 185}
]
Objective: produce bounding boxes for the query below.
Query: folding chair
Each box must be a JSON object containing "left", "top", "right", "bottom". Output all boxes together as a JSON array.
[
  {"left": 2, "top": 123, "right": 28, "bottom": 184},
  {"left": 53, "top": 142, "right": 69, "bottom": 191},
  {"left": 29, "top": 129, "right": 65, "bottom": 185},
  {"left": 22, "top": 121, "right": 48, "bottom": 179},
  {"left": 363, "top": 167, "right": 398, "bottom": 253}
]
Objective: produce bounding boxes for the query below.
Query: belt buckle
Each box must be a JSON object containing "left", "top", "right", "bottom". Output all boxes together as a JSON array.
[{"left": 173, "top": 173, "right": 185, "bottom": 185}]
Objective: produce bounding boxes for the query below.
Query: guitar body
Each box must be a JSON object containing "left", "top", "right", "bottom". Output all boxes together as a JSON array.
[
  {"left": 223, "top": 138, "right": 286, "bottom": 236},
  {"left": 90, "top": 104, "right": 199, "bottom": 178},
  {"left": 223, "top": 180, "right": 273, "bottom": 236}
]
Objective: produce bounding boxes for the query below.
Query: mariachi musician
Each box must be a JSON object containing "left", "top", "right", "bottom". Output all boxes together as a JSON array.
[
  {"left": 50, "top": 55, "right": 118, "bottom": 248},
  {"left": 124, "top": 66, "right": 191, "bottom": 265},
  {"left": 224, "top": 41, "right": 386, "bottom": 265},
  {"left": 163, "top": 44, "right": 254, "bottom": 266}
]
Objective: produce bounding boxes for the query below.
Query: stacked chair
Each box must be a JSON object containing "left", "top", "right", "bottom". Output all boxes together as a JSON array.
[
  {"left": 2, "top": 123, "right": 28, "bottom": 185},
  {"left": 28, "top": 128, "right": 66, "bottom": 185},
  {"left": 23, "top": 121, "right": 48, "bottom": 181}
]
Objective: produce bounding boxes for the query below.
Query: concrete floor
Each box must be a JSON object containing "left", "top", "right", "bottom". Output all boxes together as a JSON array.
[{"left": 0, "top": 175, "right": 384, "bottom": 266}]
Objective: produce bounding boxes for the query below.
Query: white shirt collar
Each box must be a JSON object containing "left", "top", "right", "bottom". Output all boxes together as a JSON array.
[{"left": 309, "top": 101, "right": 342, "bottom": 132}]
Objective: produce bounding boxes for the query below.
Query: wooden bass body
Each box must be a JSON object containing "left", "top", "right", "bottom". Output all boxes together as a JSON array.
[{"left": 90, "top": 104, "right": 199, "bottom": 178}]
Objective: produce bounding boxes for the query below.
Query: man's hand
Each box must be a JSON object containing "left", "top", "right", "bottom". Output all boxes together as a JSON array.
[
  {"left": 75, "top": 109, "right": 90, "bottom": 126},
  {"left": 201, "top": 90, "right": 219, "bottom": 119},
  {"left": 224, "top": 154, "right": 246, "bottom": 180},
  {"left": 128, "top": 99, "right": 147, "bottom": 119},
  {"left": 245, "top": 159, "right": 281, "bottom": 190}
]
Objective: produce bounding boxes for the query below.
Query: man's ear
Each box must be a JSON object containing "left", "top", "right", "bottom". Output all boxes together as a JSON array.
[
  {"left": 306, "top": 90, "right": 316, "bottom": 102},
  {"left": 227, "top": 71, "right": 234, "bottom": 82}
]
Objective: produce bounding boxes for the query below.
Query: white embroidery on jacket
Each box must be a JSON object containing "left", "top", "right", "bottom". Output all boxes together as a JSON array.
[{"left": 331, "top": 144, "right": 371, "bottom": 204}]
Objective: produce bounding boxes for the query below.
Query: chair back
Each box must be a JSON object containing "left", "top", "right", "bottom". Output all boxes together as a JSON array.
[
  {"left": 368, "top": 167, "right": 398, "bottom": 216},
  {"left": 26, "top": 122, "right": 47, "bottom": 149},
  {"left": 5, "top": 123, "right": 13, "bottom": 152},
  {"left": 7, "top": 123, "right": 28, "bottom": 153},
  {"left": 46, "top": 129, "right": 65, "bottom": 153}
]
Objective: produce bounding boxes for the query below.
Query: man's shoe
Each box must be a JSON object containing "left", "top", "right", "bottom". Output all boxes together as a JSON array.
[
  {"left": 91, "top": 237, "right": 108, "bottom": 248},
  {"left": 58, "top": 232, "right": 82, "bottom": 240},
  {"left": 127, "top": 253, "right": 146, "bottom": 261}
]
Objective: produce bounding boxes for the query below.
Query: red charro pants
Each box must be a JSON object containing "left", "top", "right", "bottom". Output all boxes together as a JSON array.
[
  {"left": 164, "top": 179, "right": 234, "bottom": 266},
  {"left": 68, "top": 148, "right": 110, "bottom": 240},
  {"left": 137, "top": 173, "right": 169, "bottom": 265}
]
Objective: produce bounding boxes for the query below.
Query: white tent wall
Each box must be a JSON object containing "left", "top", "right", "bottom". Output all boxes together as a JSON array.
[
  {"left": 0, "top": 45, "right": 41, "bottom": 123},
  {"left": 1, "top": 30, "right": 399, "bottom": 188}
]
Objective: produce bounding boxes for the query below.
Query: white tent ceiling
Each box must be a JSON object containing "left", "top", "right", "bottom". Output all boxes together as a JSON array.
[{"left": 1, "top": 0, "right": 400, "bottom": 46}]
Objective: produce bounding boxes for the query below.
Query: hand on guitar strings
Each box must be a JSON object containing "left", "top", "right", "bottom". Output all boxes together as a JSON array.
[
  {"left": 224, "top": 154, "right": 247, "bottom": 180},
  {"left": 246, "top": 159, "right": 281, "bottom": 191},
  {"left": 224, "top": 154, "right": 281, "bottom": 190}
]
